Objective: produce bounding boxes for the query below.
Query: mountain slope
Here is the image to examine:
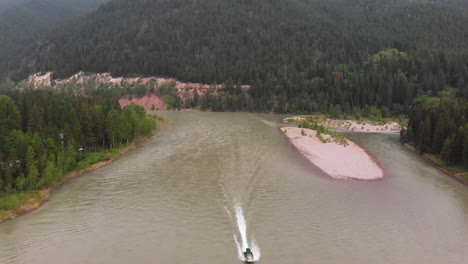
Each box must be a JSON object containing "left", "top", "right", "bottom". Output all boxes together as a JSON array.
[
  {"left": 0, "top": 0, "right": 108, "bottom": 76},
  {"left": 0, "top": 0, "right": 28, "bottom": 14},
  {"left": 14, "top": 0, "right": 468, "bottom": 84},
  {"left": 3, "top": 0, "right": 467, "bottom": 115}
]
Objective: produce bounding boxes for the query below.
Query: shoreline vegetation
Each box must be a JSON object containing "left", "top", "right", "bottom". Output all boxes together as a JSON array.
[
  {"left": 284, "top": 114, "right": 404, "bottom": 134},
  {"left": 401, "top": 96, "right": 468, "bottom": 186},
  {"left": 0, "top": 90, "right": 165, "bottom": 224},
  {"left": 282, "top": 116, "right": 384, "bottom": 180},
  {"left": 0, "top": 117, "right": 167, "bottom": 224},
  {"left": 404, "top": 144, "right": 468, "bottom": 186}
]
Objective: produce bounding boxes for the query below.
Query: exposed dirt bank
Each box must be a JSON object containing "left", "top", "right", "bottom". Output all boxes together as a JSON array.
[{"left": 119, "top": 95, "right": 166, "bottom": 110}]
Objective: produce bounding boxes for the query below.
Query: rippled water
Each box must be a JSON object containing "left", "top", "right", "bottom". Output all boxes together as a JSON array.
[{"left": 0, "top": 112, "right": 467, "bottom": 264}]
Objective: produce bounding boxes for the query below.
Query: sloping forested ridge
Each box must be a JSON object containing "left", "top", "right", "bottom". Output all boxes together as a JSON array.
[
  {"left": 2, "top": 0, "right": 466, "bottom": 114},
  {"left": 17, "top": 0, "right": 468, "bottom": 81},
  {"left": 0, "top": 90, "right": 156, "bottom": 196},
  {"left": 119, "top": 48, "right": 466, "bottom": 115},
  {"left": 0, "top": 0, "right": 108, "bottom": 77}
]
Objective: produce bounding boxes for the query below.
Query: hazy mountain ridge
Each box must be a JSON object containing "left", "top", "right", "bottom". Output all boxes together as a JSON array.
[
  {"left": 0, "top": 0, "right": 108, "bottom": 79},
  {"left": 10, "top": 0, "right": 466, "bottom": 83},
  {"left": 0, "top": 0, "right": 29, "bottom": 14}
]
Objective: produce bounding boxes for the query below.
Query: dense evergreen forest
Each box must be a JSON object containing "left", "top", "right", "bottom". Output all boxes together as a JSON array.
[
  {"left": 13, "top": 48, "right": 468, "bottom": 118},
  {"left": 196, "top": 49, "right": 468, "bottom": 114},
  {"left": 14, "top": 0, "right": 468, "bottom": 82},
  {"left": 0, "top": 90, "right": 155, "bottom": 194},
  {"left": 402, "top": 96, "right": 468, "bottom": 168},
  {"left": 0, "top": 0, "right": 465, "bottom": 115}
]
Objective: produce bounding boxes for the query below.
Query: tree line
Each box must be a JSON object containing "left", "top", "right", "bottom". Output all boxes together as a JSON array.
[
  {"left": 8, "top": 47, "right": 467, "bottom": 119},
  {"left": 0, "top": 90, "right": 156, "bottom": 194},
  {"left": 402, "top": 96, "right": 468, "bottom": 167},
  {"left": 188, "top": 49, "right": 468, "bottom": 115}
]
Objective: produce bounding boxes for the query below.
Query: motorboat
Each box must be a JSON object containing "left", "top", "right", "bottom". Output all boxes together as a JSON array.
[{"left": 243, "top": 248, "right": 254, "bottom": 262}]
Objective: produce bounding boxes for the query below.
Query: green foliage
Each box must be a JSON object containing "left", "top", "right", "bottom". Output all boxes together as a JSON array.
[
  {"left": 134, "top": 84, "right": 147, "bottom": 98},
  {"left": 1, "top": 1, "right": 467, "bottom": 116},
  {"left": 0, "top": 95, "right": 22, "bottom": 160},
  {"left": 0, "top": 191, "right": 39, "bottom": 211},
  {"left": 0, "top": 0, "right": 467, "bottom": 116},
  {"left": 297, "top": 117, "right": 348, "bottom": 146},
  {"left": 157, "top": 82, "right": 181, "bottom": 109},
  {"left": 105, "top": 109, "right": 122, "bottom": 148},
  {"left": 404, "top": 96, "right": 468, "bottom": 168},
  {"left": 76, "top": 151, "right": 111, "bottom": 171},
  {"left": 0, "top": 79, "right": 16, "bottom": 92},
  {"left": 0, "top": 90, "right": 156, "bottom": 195},
  {"left": 426, "top": 154, "right": 468, "bottom": 174},
  {"left": 163, "top": 95, "right": 177, "bottom": 109},
  {"left": 0, "top": 194, "right": 20, "bottom": 210},
  {"left": 364, "top": 49, "right": 409, "bottom": 69},
  {"left": 157, "top": 82, "right": 177, "bottom": 97}
]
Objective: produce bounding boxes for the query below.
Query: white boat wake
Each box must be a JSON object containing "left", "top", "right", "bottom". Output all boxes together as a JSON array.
[{"left": 226, "top": 203, "right": 261, "bottom": 262}]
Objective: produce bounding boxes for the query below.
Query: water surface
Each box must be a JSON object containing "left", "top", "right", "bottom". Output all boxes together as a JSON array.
[{"left": 0, "top": 112, "right": 467, "bottom": 264}]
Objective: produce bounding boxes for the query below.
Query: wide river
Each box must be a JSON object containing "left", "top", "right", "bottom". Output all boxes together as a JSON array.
[{"left": 0, "top": 112, "right": 467, "bottom": 263}]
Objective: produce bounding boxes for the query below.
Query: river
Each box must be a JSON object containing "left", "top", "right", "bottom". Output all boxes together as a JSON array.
[{"left": 0, "top": 112, "right": 467, "bottom": 263}]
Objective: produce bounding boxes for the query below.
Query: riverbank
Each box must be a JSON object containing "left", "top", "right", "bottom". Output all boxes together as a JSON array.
[
  {"left": 0, "top": 118, "right": 168, "bottom": 224},
  {"left": 284, "top": 115, "right": 403, "bottom": 133},
  {"left": 281, "top": 127, "right": 383, "bottom": 180},
  {"left": 404, "top": 144, "right": 468, "bottom": 186}
]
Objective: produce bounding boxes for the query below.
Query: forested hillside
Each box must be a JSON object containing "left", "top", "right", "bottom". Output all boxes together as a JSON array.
[
  {"left": 2, "top": 0, "right": 468, "bottom": 115},
  {"left": 0, "top": 0, "right": 107, "bottom": 78},
  {"left": 17, "top": 0, "right": 468, "bottom": 82},
  {"left": 423, "top": 0, "right": 468, "bottom": 7}
]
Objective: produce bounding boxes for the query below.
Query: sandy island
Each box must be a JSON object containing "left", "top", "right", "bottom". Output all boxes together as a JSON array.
[
  {"left": 281, "top": 127, "right": 383, "bottom": 180},
  {"left": 284, "top": 116, "right": 401, "bottom": 133}
]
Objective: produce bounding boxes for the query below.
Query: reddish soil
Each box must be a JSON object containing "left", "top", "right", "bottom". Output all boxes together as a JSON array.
[{"left": 119, "top": 94, "right": 166, "bottom": 110}]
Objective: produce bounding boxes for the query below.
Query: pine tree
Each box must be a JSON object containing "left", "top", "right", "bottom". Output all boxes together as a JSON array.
[
  {"left": 441, "top": 134, "right": 455, "bottom": 163},
  {"left": 417, "top": 116, "right": 432, "bottom": 153},
  {"left": 39, "top": 159, "right": 56, "bottom": 188},
  {"left": 431, "top": 118, "right": 446, "bottom": 154},
  {"left": 27, "top": 104, "right": 44, "bottom": 134},
  {"left": 15, "top": 173, "right": 26, "bottom": 192},
  {"left": 105, "top": 109, "right": 122, "bottom": 148},
  {"left": 0, "top": 95, "right": 21, "bottom": 150},
  {"left": 25, "top": 146, "right": 38, "bottom": 190},
  {"left": 462, "top": 125, "right": 468, "bottom": 168}
]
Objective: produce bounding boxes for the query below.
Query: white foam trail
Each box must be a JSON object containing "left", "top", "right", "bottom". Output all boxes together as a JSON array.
[
  {"left": 235, "top": 204, "right": 248, "bottom": 250},
  {"left": 226, "top": 206, "right": 245, "bottom": 259},
  {"left": 233, "top": 203, "right": 261, "bottom": 261},
  {"left": 250, "top": 238, "right": 261, "bottom": 261},
  {"left": 233, "top": 233, "right": 244, "bottom": 259}
]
